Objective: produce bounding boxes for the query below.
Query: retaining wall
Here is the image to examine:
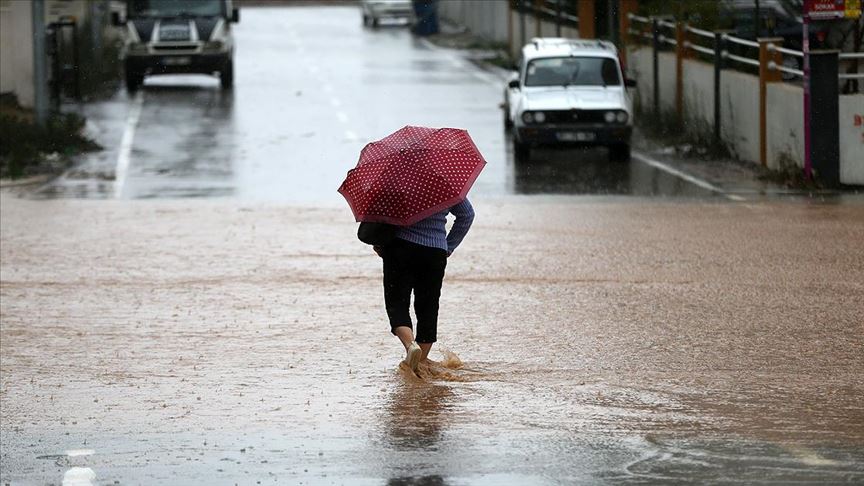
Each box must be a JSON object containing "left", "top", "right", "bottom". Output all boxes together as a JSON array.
[{"left": 0, "top": 0, "right": 35, "bottom": 107}]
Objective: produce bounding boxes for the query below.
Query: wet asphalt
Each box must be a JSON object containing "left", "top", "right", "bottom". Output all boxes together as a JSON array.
[
  {"left": 2, "top": 4, "right": 864, "bottom": 486},
  {"left": 33, "top": 5, "right": 748, "bottom": 202}
]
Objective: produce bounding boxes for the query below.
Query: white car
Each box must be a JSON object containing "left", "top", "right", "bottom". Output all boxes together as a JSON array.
[
  {"left": 504, "top": 38, "right": 636, "bottom": 161},
  {"left": 361, "top": 0, "right": 413, "bottom": 27}
]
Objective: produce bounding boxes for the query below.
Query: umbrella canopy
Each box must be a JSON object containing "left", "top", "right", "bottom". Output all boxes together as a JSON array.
[{"left": 338, "top": 126, "right": 486, "bottom": 226}]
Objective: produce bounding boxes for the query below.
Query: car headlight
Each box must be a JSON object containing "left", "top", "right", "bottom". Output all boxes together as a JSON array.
[
  {"left": 203, "top": 40, "right": 224, "bottom": 52},
  {"left": 127, "top": 42, "right": 148, "bottom": 54},
  {"left": 604, "top": 111, "right": 616, "bottom": 123},
  {"left": 521, "top": 112, "right": 534, "bottom": 124},
  {"left": 616, "top": 111, "right": 629, "bottom": 123},
  {"left": 533, "top": 111, "right": 546, "bottom": 123}
]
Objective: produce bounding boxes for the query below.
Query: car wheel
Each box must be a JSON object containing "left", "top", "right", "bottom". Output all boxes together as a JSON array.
[
  {"left": 125, "top": 66, "right": 143, "bottom": 93},
  {"left": 220, "top": 60, "right": 234, "bottom": 90},
  {"left": 608, "top": 143, "right": 631, "bottom": 162},
  {"left": 513, "top": 139, "right": 530, "bottom": 160},
  {"left": 363, "top": 14, "right": 369, "bottom": 26},
  {"left": 503, "top": 105, "right": 513, "bottom": 130},
  {"left": 371, "top": 16, "right": 379, "bottom": 28}
]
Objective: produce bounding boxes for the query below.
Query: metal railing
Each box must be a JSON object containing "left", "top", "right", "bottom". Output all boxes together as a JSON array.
[{"left": 627, "top": 13, "right": 861, "bottom": 85}]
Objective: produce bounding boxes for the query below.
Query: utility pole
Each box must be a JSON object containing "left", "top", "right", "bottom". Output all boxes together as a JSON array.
[
  {"left": 803, "top": 0, "right": 812, "bottom": 180},
  {"left": 31, "top": 0, "right": 49, "bottom": 126}
]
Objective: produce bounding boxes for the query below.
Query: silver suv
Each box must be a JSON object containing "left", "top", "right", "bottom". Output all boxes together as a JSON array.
[
  {"left": 114, "top": 0, "right": 239, "bottom": 92},
  {"left": 503, "top": 38, "right": 636, "bottom": 161}
]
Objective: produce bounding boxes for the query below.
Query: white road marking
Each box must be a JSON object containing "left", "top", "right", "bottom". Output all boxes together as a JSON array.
[
  {"left": 114, "top": 91, "right": 144, "bottom": 199},
  {"left": 330, "top": 97, "right": 342, "bottom": 107},
  {"left": 336, "top": 112, "right": 349, "bottom": 123},
  {"left": 323, "top": 84, "right": 333, "bottom": 93},
  {"left": 345, "top": 130, "right": 359, "bottom": 141},
  {"left": 632, "top": 152, "right": 746, "bottom": 202}
]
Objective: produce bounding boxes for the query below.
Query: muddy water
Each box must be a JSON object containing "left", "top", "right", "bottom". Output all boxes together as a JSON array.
[{"left": 1, "top": 194, "right": 863, "bottom": 484}]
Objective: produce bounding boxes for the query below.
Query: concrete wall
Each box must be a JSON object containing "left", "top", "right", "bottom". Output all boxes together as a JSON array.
[
  {"left": 682, "top": 58, "right": 714, "bottom": 132},
  {"left": 438, "top": 5, "right": 581, "bottom": 61},
  {"left": 626, "top": 47, "right": 678, "bottom": 116},
  {"left": 766, "top": 83, "right": 804, "bottom": 170},
  {"left": 839, "top": 95, "right": 864, "bottom": 185},
  {"left": 0, "top": 0, "right": 35, "bottom": 107},
  {"left": 721, "top": 71, "right": 761, "bottom": 164},
  {"left": 437, "top": 0, "right": 510, "bottom": 43}
]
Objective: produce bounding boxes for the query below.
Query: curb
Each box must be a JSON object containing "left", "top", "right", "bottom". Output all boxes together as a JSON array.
[{"left": 0, "top": 174, "right": 54, "bottom": 188}]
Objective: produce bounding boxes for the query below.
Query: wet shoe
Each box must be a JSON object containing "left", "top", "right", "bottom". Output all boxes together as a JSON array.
[{"left": 404, "top": 342, "right": 421, "bottom": 372}]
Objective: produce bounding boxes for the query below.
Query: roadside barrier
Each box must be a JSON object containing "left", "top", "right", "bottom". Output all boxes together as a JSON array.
[{"left": 626, "top": 14, "right": 862, "bottom": 184}]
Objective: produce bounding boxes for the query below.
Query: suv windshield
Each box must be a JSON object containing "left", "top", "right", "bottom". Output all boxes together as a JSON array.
[
  {"left": 525, "top": 57, "right": 621, "bottom": 87},
  {"left": 129, "top": 0, "right": 223, "bottom": 18}
]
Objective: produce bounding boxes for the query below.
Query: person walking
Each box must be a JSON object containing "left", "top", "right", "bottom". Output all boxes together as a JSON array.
[
  {"left": 337, "top": 126, "right": 485, "bottom": 372},
  {"left": 375, "top": 198, "right": 474, "bottom": 372}
]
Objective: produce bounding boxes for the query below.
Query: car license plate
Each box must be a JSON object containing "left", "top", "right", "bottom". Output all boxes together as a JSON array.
[
  {"left": 163, "top": 56, "right": 191, "bottom": 66},
  {"left": 558, "top": 131, "right": 596, "bottom": 142}
]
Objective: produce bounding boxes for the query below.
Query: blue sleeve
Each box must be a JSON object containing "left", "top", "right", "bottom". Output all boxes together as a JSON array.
[{"left": 446, "top": 198, "right": 475, "bottom": 254}]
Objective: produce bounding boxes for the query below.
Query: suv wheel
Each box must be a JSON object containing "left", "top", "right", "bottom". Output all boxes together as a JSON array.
[
  {"left": 125, "top": 66, "right": 143, "bottom": 93},
  {"left": 220, "top": 60, "right": 234, "bottom": 90},
  {"left": 609, "top": 143, "right": 631, "bottom": 162}
]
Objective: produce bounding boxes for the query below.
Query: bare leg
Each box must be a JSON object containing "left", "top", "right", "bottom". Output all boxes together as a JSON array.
[
  {"left": 419, "top": 342, "right": 433, "bottom": 360},
  {"left": 393, "top": 325, "right": 414, "bottom": 350}
]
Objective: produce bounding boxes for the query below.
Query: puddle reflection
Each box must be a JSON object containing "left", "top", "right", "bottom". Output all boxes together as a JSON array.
[
  {"left": 384, "top": 374, "right": 454, "bottom": 451},
  {"left": 386, "top": 475, "right": 449, "bottom": 486},
  {"left": 511, "top": 146, "right": 716, "bottom": 197}
]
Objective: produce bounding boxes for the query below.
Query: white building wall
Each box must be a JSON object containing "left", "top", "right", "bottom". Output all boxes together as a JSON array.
[{"left": 0, "top": 0, "right": 35, "bottom": 107}]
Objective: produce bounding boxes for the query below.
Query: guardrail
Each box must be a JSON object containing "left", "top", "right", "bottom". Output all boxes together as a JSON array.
[
  {"left": 628, "top": 14, "right": 861, "bottom": 87},
  {"left": 513, "top": 0, "right": 579, "bottom": 35},
  {"left": 626, "top": 13, "right": 860, "bottom": 184}
]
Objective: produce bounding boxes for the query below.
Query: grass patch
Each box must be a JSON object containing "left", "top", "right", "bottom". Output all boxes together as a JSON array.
[
  {"left": 635, "top": 105, "right": 730, "bottom": 159},
  {"left": 0, "top": 95, "right": 100, "bottom": 179}
]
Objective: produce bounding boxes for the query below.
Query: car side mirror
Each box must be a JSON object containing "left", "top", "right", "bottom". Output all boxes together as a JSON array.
[
  {"left": 111, "top": 11, "right": 125, "bottom": 26},
  {"left": 231, "top": 8, "right": 240, "bottom": 23},
  {"left": 508, "top": 79, "right": 520, "bottom": 89},
  {"left": 625, "top": 78, "right": 637, "bottom": 88}
]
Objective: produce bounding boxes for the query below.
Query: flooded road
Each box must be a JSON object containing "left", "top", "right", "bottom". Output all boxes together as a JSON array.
[{"left": 2, "top": 193, "right": 863, "bottom": 484}]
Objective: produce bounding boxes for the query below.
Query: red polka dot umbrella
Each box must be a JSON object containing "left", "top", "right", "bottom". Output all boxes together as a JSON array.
[{"left": 338, "top": 126, "right": 486, "bottom": 226}]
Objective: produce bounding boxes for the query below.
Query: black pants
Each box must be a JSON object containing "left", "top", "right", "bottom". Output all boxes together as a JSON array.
[{"left": 382, "top": 238, "right": 448, "bottom": 343}]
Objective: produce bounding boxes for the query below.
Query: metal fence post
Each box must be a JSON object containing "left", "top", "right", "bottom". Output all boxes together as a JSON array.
[
  {"left": 809, "top": 50, "right": 840, "bottom": 186},
  {"left": 519, "top": 0, "right": 526, "bottom": 48},
  {"left": 713, "top": 31, "right": 726, "bottom": 145},
  {"left": 758, "top": 37, "right": 783, "bottom": 167},
  {"left": 675, "top": 21, "right": 688, "bottom": 124},
  {"left": 555, "top": 0, "right": 562, "bottom": 37},
  {"left": 652, "top": 18, "right": 660, "bottom": 116},
  {"left": 32, "top": 0, "right": 49, "bottom": 126}
]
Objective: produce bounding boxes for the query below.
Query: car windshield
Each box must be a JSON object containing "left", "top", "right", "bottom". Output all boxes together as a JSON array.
[
  {"left": 525, "top": 57, "right": 621, "bottom": 87},
  {"left": 129, "top": 0, "right": 223, "bottom": 18}
]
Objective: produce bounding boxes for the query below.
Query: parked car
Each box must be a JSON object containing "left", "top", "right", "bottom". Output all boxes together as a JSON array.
[
  {"left": 503, "top": 38, "right": 636, "bottom": 161},
  {"left": 113, "top": 0, "right": 239, "bottom": 92},
  {"left": 361, "top": 0, "right": 413, "bottom": 28}
]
